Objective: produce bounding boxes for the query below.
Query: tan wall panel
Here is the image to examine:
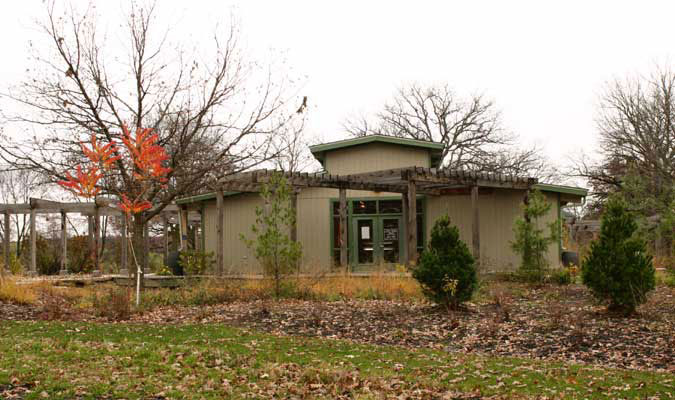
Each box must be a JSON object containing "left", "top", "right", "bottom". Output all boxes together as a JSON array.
[
  {"left": 324, "top": 142, "right": 430, "bottom": 174},
  {"left": 425, "top": 189, "right": 561, "bottom": 272},
  {"left": 202, "top": 193, "right": 264, "bottom": 275},
  {"left": 202, "top": 187, "right": 561, "bottom": 275}
]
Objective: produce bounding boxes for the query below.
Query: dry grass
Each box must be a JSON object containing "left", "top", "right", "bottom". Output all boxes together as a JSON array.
[
  {"left": 0, "top": 278, "right": 37, "bottom": 305},
  {"left": 299, "top": 273, "right": 422, "bottom": 300},
  {"left": 1, "top": 273, "right": 423, "bottom": 311}
]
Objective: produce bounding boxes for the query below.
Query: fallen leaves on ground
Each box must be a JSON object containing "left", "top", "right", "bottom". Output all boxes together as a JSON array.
[{"left": 128, "top": 284, "right": 675, "bottom": 372}]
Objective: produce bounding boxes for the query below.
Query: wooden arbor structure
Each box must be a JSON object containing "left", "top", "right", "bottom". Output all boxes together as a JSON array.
[
  {"left": 215, "top": 166, "right": 536, "bottom": 272},
  {"left": 0, "top": 198, "right": 186, "bottom": 275}
]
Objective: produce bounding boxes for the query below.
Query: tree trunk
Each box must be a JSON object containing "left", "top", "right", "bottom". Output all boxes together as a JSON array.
[{"left": 131, "top": 214, "right": 145, "bottom": 289}]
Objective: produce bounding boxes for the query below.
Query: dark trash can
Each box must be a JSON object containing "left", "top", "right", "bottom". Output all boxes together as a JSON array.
[{"left": 561, "top": 251, "right": 579, "bottom": 267}]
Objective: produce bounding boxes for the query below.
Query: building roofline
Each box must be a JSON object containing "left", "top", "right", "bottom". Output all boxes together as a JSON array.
[
  {"left": 533, "top": 183, "right": 588, "bottom": 197},
  {"left": 175, "top": 191, "right": 240, "bottom": 205},
  {"left": 309, "top": 135, "right": 444, "bottom": 168}
]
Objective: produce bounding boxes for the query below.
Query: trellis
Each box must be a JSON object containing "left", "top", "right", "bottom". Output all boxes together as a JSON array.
[
  {"left": 0, "top": 198, "right": 191, "bottom": 275},
  {"left": 215, "top": 166, "right": 536, "bottom": 272}
]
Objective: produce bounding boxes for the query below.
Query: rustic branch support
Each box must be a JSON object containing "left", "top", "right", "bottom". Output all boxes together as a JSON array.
[
  {"left": 471, "top": 184, "right": 480, "bottom": 264},
  {"left": 94, "top": 206, "right": 101, "bottom": 273},
  {"left": 143, "top": 221, "right": 149, "bottom": 272},
  {"left": 338, "top": 187, "right": 348, "bottom": 268},
  {"left": 407, "top": 179, "right": 417, "bottom": 266},
  {"left": 179, "top": 207, "right": 189, "bottom": 250},
  {"left": 60, "top": 211, "right": 67, "bottom": 274},
  {"left": 3, "top": 211, "right": 9, "bottom": 272},
  {"left": 121, "top": 215, "right": 128, "bottom": 274},
  {"left": 30, "top": 207, "right": 36, "bottom": 274},
  {"left": 162, "top": 215, "right": 169, "bottom": 267},
  {"left": 216, "top": 190, "right": 224, "bottom": 276}
]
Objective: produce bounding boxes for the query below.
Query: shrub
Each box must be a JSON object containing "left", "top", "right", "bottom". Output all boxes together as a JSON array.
[
  {"left": 581, "top": 198, "right": 655, "bottom": 314},
  {"left": 548, "top": 268, "right": 572, "bottom": 285},
  {"left": 20, "top": 235, "right": 60, "bottom": 275},
  {"left": 412, "top": 215, "right": 477, "bottom": 309},
  {"left": 92, "top": 287, "right": 132, "bottom": 320},
  {"left": 66, "top": 235, "right": 94, "bottom": 274},
  {"left": 0, "top": 278, "right": 37, "bottom": 304},
  {"left": 241, "top": 172, "right": 302, "bottom": 299},
  {"left": 179, "top": 250, "right": 215, "bottom": 276},
  {"left": 511, "top": 190, "right": 558, "bottom": 283}
]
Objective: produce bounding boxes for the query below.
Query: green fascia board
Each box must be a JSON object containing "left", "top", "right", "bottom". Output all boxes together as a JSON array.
[
  {"left": 175, "top": 191, "right": 240, "bottom": 205},
  {"left": 310, "top": 135, "right": 445, "bottom": 168},
  {"left": 533, "top": 183, "right": 588, "bottom": 197}
]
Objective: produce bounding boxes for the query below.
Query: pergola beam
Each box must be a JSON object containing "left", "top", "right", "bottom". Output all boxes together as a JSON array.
[{"left": 218, "top": 167, "right": 535, "bottom": 195}]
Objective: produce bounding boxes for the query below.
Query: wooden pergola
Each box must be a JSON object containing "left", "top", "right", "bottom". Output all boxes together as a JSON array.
[
  {"left": 215, "top": 166, "right": 536, "bottom": 272},
  {"left": 0, "top": 198, "right": 189, "bottom": 275}
]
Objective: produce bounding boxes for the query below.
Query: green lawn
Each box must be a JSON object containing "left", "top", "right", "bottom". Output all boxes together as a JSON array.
[{"left": 0, "top": 322, "right": 672, "bottom": 399}]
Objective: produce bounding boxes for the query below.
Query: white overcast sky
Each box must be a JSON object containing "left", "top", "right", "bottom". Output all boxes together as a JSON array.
[{"left": 2, "top": 0, "right": 675, "bottom": 172}]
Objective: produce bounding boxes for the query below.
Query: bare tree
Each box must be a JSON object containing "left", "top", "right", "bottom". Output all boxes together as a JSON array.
[
  {"left": 271, "top": 105, "right": 321, "bottom": 173},
  {"left": 573, "top": 68, "right": 675, "bottom": 203},
  {"left": 344, "top": 83, "right": 514, "bottom": 169},
  {"left": 1, "top": 2, "right": 298, "bottom": 267}
]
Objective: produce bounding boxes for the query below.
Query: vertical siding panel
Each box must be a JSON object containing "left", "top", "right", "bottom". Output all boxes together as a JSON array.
[{"left": 324, "top": 143, "right": 431, "bottom": 174}]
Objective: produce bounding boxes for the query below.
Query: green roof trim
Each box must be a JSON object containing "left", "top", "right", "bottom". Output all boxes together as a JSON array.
[
  {"left": 309, "top": 135, "right": 445, "bottom": 168},
  {"left": 533, "top": 183, "right": 588, "bottom": 197},
  {"left": 175, "top": 191, "right": 240, "bottom": 204}
]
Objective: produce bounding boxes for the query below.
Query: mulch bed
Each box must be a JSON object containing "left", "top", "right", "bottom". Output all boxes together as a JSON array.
[
  {"left": 2, "top": 283, "right": 674, "bottom": 373},
  {"left": 131, "top": 284, "right": 675, "bottom": 372}
]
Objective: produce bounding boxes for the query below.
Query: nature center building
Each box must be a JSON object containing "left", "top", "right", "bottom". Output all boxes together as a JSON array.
[{"left": 176, "top": 135, "right": 587, "bottom": 274}]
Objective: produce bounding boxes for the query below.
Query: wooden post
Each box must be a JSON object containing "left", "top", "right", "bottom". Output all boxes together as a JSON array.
[
  {"left": 290, "top": 191, "right": 298, "bottom": 242},
  {"left": 60, "top": 211, "right": 67, "bottom": 274},
  {"left": 143, "top": 220, "right": 149, "bottom": 272},
  {"left": 121, "top": 215, "right": 128, "bottom": 275},
  {"left": 338, "top": 187, "right": 348, "bottom": 268},
  {"left": 162, "top": 214, "right": 169, "bottom": 266},
  {"left": 179, "top": 207, "right": 188, "bottom": 250},
  {"left": 3, "top": 211, "right": 9, "bottom": 272},
  {"left": 216, "top": 190, "right": 224, "bottom": 276},
  {"left": 471, "top": 184, "right": 480, "bottom": 264},
  {"left": 93, "top": 206, "right": 101, "bottom": 273},
  {"left": 402, "top": 192, "right": 409, "bottom": 263},
  {"left": 407, "top": 180, "right": 417, "bottom": 266},
  {"left": 87, "top": 215, "right": 94, "bottom": 270},
  {"left": 30, "top": 207, "right": 36, "bottom": 274}
]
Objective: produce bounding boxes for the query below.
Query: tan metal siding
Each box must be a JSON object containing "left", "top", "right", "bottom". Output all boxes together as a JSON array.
[
  {"left": 324, "top": 142, "right": 430, "bottom": 174},
  {"left": 426, "top": 190, "right": 561, "bottom": 272},
  {"left": 202, "top": 193, "right": 265, "bottom": 275}
]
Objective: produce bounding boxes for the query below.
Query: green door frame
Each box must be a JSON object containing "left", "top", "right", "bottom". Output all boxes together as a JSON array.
[
  {"left": 330, "top": 196, "right": 425, "bottom": 270},
  {"left": 350, "top": 216, "right": 404, "bottom": 267}
]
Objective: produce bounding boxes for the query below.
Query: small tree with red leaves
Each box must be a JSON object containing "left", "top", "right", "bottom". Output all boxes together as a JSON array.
[{"left": 59, "top": 125, "right": 171, "bottom": 295}]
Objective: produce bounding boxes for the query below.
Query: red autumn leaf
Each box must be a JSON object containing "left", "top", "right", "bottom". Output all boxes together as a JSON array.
[
  {"left": 57, "top": 165, "right": 102, "bottom": 198},
  {"left": 121, "top": 125, "right": 171, "bottom": 182},
  {"left": 118, "top": 194, "right": 152, "bottom": 214},
  {"left": 81, "top": 133, "right": 121, "bottom": 170}
]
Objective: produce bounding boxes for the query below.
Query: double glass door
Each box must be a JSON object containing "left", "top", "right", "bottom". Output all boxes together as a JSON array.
[{"left": 354, "top": 217, "right": 402, "bottom": 265}]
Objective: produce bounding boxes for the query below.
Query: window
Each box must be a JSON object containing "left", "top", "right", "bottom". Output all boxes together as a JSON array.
[
  {"left": 379, "top": 199, "right": 402, "bottom": 214},
  {"left": 352, "top": 200, "right": 376, "bottom": 214}
]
